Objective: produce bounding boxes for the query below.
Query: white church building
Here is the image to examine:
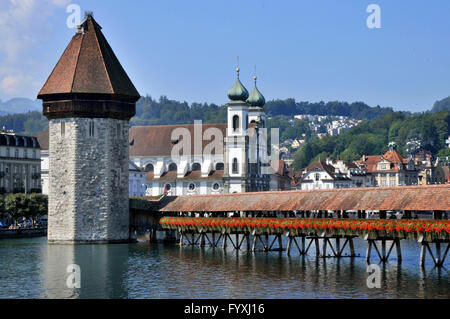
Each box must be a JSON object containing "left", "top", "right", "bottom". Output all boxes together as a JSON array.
[{"left": 130, "top": 68, "right": 288, "bottom": 196}]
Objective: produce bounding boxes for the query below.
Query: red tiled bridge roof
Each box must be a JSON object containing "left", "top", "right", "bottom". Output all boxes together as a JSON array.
[{"left": 155, "top": 185, "right": 450, "bottom": 212}]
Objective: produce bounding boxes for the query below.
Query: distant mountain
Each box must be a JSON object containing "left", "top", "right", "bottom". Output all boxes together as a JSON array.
[
  {"left": 431, "top": 96, "right": 450, "bottom": 113},
  {"left": 0, "top": 98, "right": 41, "bottom": 115}
]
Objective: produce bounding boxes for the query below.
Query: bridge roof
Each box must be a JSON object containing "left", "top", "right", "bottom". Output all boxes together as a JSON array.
[{"left": 157, "top": 185, "right": 450, "bottom": 212}]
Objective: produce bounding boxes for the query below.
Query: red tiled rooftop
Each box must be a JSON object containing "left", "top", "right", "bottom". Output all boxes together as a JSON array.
[
  {"left": 157, "top": 184, "right": 450, "bottom": 212},
  {"left": 130, "top": 124, "right": 227, "bottom": 157},
  {"left": 38, "top": 14, "right": 139, "bottom": 100}
]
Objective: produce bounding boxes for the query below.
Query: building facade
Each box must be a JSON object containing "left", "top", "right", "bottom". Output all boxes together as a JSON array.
[
  {"left": 0, "top": 132, "right": 41, "bottom": 194},
  {"left": 299, "top": 160, "right": 353, "bottom": 190},
  {"left": 357, "top": 143, "right": 418, "bottom": 187}
]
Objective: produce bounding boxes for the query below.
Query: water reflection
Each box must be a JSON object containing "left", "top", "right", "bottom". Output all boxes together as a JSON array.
[
  {"left": 0, "top": 237, "right": 448, "bottom": 299},
  {"left": 43, "top": 243, "right": 129, "bottom": 299}
]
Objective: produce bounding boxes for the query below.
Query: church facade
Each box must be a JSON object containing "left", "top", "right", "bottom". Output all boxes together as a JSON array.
[{"left": 130, "top": 69, "right": 284, "bottom": 196}]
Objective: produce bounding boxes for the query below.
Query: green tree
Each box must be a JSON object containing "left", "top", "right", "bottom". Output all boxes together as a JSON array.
[
  {"left": 437, "top": 148, "right": 450, "bottom": 158},
  {"left": 5, "top": 194, "right": 29, "bottom": 226},
  {"left": 28, "top": 194, "right": 48, "bottom": 227},
  {"left": 293, "top": 143, "right": 313, "bottom": 170}
]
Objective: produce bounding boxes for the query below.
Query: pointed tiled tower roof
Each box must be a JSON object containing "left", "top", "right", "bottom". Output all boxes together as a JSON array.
[{"left": 38, "top": 13, "right": 139, "bottom": 120}]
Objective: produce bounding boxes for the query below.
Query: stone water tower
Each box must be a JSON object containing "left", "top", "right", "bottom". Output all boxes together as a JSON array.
[{"left": 37, "top": 14, "right": 140, "bottom": 243}]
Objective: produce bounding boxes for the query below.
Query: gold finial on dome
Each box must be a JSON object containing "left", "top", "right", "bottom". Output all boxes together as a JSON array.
[
  {"left": 236, "top": 56, "right": 240, "bottom": 76},
  {"left": 254, "top": 75, "right": 257, "bottom": 82}
]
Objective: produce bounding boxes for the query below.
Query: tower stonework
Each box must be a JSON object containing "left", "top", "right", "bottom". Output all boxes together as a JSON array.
[{"left": 38, "top": 14, "right": 140, "bottom": 243}]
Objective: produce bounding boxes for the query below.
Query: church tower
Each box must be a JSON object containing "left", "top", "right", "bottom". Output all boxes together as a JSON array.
[
  {"left": 224, "top": 67, "right": 250, "bottom": 193},
  {"left": 247, "top": 74, "right": 270, "bottom": 191},
  {"left": 37, "top": 14, "right": 140, "bottom": 243}
]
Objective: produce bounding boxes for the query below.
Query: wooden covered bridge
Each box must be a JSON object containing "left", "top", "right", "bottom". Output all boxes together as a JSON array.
[{"left": 130, "top": 184, "right": 450, "bottom": 268}]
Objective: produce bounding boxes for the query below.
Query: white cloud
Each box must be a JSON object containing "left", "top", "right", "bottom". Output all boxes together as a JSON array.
[
  {"left": 0, "top": 74, "right": 39, "bottom": 96},
  {"left": 0, "top": 0, "right": 72, "bottom": 99}
]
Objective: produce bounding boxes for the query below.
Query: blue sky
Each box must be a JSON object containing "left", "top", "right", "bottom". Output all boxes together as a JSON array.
[{"left": 1, "top": 0, "right": 450, "bottom": 112}]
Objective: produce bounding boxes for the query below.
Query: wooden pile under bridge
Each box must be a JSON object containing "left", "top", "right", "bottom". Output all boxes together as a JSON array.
[{"left": 130, "top": 185, "right": 450, "bottom": 268}]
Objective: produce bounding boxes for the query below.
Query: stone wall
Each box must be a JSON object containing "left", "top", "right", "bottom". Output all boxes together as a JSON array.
[{"left": 48, "top": 117, "right": 130, "bottom": 243}]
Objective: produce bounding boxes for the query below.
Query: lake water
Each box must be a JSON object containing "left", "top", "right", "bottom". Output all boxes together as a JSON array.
[{"left": 0, "top": 237, "right": 448, "bottom": 299}]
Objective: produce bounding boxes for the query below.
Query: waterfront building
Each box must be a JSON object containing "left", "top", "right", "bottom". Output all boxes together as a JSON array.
[
  {"left": 0, "top": 131, "right": 41, "bottom": 194},
  {"left": 269, "top": 160, "right": 292, "bottom": 191},
  {"left": 296, "top": 159, "right": 372, "bottom": 190},
  {"left": 37, "top": 14, "right": 140, "bottom": 243},
  {"left": 410, "top": 149, "right": 436, "bottom": 185},
  {"left": 334, "top": 160, "right": 373, "bottom": 187},
  {"left": 299, "top": 160, "right": 352, "bottom": 190},
  {"left": 36, "top": 131, "right": 49, "bottom": 195},
  {"left": 356, "top": 142, "right": 418, "bottom": 187},
  {"left": 129, "top": 162, "right": 146, "bottom": 197}
]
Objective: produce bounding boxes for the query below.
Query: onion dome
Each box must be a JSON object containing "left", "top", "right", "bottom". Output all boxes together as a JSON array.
[
  {"left": 247, "top": 76, "right": 265, "bottom": 107},
  {"left": 227, "top": 68, "right": 249, "bottom": 101}
]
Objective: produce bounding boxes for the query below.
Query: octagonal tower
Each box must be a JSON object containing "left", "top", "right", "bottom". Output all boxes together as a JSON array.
[{"left": 37, "top": 14, "right": 140, "bottom": 243}]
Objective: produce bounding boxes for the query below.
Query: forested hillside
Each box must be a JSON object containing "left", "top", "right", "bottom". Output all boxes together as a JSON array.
[
  {"left": 132, "top": 96, "right": 394, "bottom": 126},
  {"left": 293, "top": 110, "right": 450, "bottom": 170},
  {"left": 0, "top": 112, "right": 47, "bottom": 136},
  {"left": 431, "top": 96, "right": 450, "bottom": 113}
]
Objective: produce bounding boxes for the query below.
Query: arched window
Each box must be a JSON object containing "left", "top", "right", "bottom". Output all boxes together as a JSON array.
[
  {"left": 232, "top": 115, "right": 240, "bottom": 132},
  {"left": 192, "top": 163, "right": 201, "bottom": 171},
  {"left": 232, "top": 158, "right": 239, "bottom": 174},
  {"left": 168, "top": 163, "right": 177, "bottom": 172},
  {"left": 215, "top": 163, "right": 224, "bottom": 171},
  {"left": 144, "top": 164, "right": 154, "bottom": 172}
]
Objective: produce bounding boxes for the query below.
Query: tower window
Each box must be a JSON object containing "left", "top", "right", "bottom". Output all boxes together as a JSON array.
[
  {"left": 192, "top": 163, "right": 201, "bottom": 171},
  {"left": 232, "top": 158, "right": 239, "bottom": 174},
  {"left": 232, "top": 115, "right": 240, "bottom": 132},
  {"left": 116, "top": 123, "right": 121, "bottom": 138},
  {"left": 144, "top": 164, "right": 154, "bottom": 172},
  {"left": 168, "top": 163, "right": 177, "bottom": 172},
  {"left": 215, "top": 163, "right": 224, "bottom": 170},
  {"left": 89, "top": 121, "right": 95, "bottom": 137},
  {"left": 188, "top": 183, "right": 196, "bottom": 191}
]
